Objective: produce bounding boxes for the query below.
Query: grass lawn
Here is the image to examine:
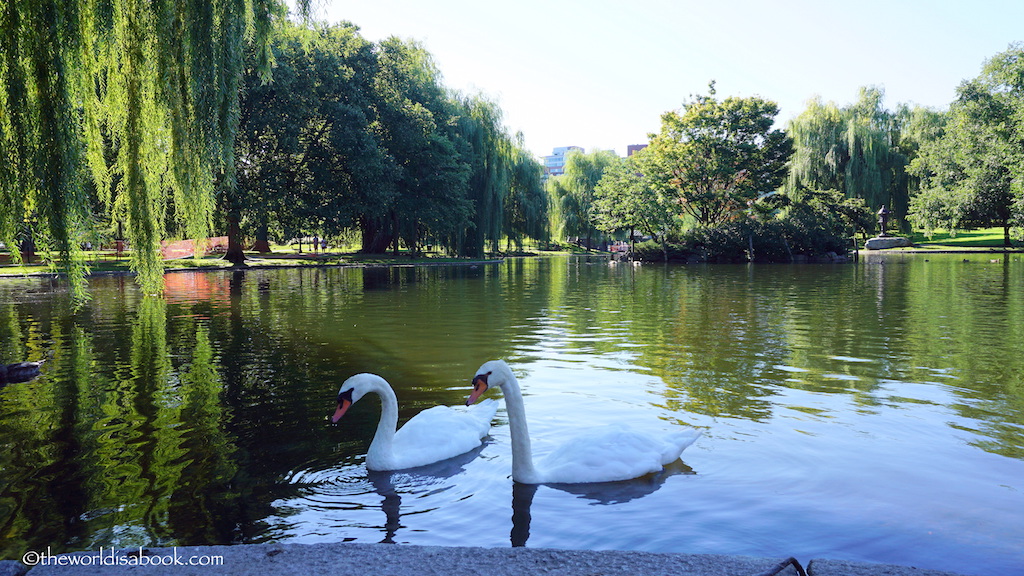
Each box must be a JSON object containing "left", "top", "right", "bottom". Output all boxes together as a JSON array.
[{"left": 908, "top": 227, "right": 1016, "bottom": 248}]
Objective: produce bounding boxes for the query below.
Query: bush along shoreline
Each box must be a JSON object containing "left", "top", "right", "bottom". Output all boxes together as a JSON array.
[{"left": 634, "top": 209, "right": 862, "bottom": 264}]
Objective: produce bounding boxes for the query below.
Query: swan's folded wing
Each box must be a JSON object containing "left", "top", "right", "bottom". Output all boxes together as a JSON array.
[
  {"left": 390, "top": 406, "right": 492, "bottom": 468},
  {"left": 535, "top": 425, "right": 669, "bottom": 484}
]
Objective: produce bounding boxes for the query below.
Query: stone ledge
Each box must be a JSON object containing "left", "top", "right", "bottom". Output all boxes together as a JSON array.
[
  {"left": 865, "top": 236, "right": 913, "bottom": 250},
  {"left": 19, "top": 543, "right": 975, "bottom": 576}
]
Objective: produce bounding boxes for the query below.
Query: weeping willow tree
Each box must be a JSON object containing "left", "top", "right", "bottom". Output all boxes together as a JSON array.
[
  {"left": 1, "top": 0, "right": 302, "bottom": 300},
  {"left": 785, "top": 98, "right": 845, "bottom": 194},
  {"left": 457, "top": 94, "right": 513, "bottom": 257},
  {"left": 503, "top": 141, "right": 548, "bottom": 252},
  {"left": 786, "top": 87, "right": 910, "bottom": 228},
  {"left": 1, "top": 0, "right": 90, "bottom": 301},
  {"left": 547, "top": 149, "right": 619, "bottom": 248}
]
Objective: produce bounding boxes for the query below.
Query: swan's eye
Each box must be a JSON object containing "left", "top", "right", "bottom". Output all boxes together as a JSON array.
[
  {"left": 471, "top": 372, "right": 491, "bottom": 391},
  {"left": 338, "top": 388, "right": 354, "bottom": 404}
]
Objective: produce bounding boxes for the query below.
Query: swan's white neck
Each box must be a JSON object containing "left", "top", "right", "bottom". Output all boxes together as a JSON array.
[
  {"left": 497, "top": 368, "right": 540, "bottom": 484},
  {"left": 365, "top": 377, "right": 400, "bottom": 470}
]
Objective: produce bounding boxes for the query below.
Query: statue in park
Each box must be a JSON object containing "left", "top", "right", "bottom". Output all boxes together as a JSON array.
[
  {"left": 865, "top": 204, "right": 911, "bottom": 250},
  {"left": 877, "top": 205, "right": 892, "bottom": 237}
]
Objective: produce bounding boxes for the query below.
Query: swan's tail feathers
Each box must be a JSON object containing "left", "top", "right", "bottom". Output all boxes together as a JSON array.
[
  {"left": 466, "top": 398, "right": 499, "bottom": 437},
  {"left": 661, "top": 428, "right": 702, "bottom": 464},
  {"left": 470, "top": 398, "right": 500, "bottom": 422}
]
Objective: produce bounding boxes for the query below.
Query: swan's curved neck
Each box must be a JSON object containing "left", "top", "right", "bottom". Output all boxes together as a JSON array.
[
  {"left": 366, "top": 379, "right": 399, "bottom": 467},
  {"left": 499, "top": 370, "right": 539, "bottom": 483}
]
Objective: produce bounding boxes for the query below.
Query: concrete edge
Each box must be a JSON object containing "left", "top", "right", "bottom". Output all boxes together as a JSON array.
[{"left": 11, "top": 543, "right": 977, "bottom": 576}]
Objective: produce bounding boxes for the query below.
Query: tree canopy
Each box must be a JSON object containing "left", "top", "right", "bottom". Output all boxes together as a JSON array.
[
  {"left": 3, "top": 5, "right": 546, "bottom": 302},
  {"left": 647, "top": 84, "right": 792, "bottom": 227},
  {"left": 908, "top": 44, "right": 1024, "bottom": 245},
  {"left": 236, "top": 28, "right": 543, "bottom": 259},
  {"left": 236, "top": 21, "right": 394, "bottom": 252},
  {"left": 593, "top": 149, "right": 677, "bottom": 245}
]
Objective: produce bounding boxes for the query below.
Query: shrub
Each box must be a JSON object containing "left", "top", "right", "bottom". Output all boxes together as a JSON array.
[{"left": 633, "top": 199, "right": 855, "bottom": 263}]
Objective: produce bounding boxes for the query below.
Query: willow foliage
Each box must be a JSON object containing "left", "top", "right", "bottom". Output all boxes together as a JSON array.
[
  {"left": 786, "top": 87, "right": 910, "bottom": 225},
  {"left": 454, "top": 94, "right": 516, "bottom": 256},
  {"left": 504, "top": 143, "right": 548, "bottom": 250},
  {"left": 548, "top": 149, "right": 619, "bottom": 244},
  {"left": 1, "top": 0, "right": 302, "bottom": 299},
  {"left": 786, "top": 98, "right": 845, "bottom": 194},
  {"left": 1, "top": 0, "right": 90, "bottom": 301}
]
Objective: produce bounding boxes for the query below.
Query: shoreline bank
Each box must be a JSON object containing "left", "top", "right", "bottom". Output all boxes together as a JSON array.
[{"left": 0, "top": 257, "right": 505, "bottom": 280}]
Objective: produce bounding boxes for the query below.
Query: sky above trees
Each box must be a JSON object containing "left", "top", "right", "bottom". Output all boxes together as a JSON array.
[{"left": 314, "top": 0, "right": 1024, "bottom": 158}]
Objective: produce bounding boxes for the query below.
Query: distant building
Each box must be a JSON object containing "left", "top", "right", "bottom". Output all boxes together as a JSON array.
[
  {"left": 541, "top": 146, "right": 584, "bottom": 179},
  {"left": 626, "top": 144, "right": 648, "bottom": 156}
]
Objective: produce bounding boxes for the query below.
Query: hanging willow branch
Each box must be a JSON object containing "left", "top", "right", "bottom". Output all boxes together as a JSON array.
[
  {"left": 0, "top": 0, "right": 302, "bottom": 301},
  {"left": 1, "top": 0, "right": 90, "bottom": 301}
]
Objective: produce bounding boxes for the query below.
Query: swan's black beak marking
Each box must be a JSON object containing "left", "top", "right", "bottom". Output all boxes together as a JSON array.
[
  {"left": 332, "top": 388, "right": 355, "bottom": 423},
  {"left": 466, "top": 372, "right": 491, "bottom": 406}
]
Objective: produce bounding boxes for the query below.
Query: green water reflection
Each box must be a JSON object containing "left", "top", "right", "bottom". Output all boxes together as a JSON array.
[{"left": 0, "top": 255, "right": 1022, "bottom": 565}]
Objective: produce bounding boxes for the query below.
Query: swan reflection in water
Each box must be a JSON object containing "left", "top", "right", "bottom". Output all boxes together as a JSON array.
[
  {"left": 366, "top": 471, "right": 402, "bottom": 544},
  {"left": 357, "top": 447, "right": 696, "bottom": 547},
  {"left": 509, "top": 459, "right": 697, "bottom": 547},
  {"left": 360, "top": 444, "right": 488, "bottom": 544}
]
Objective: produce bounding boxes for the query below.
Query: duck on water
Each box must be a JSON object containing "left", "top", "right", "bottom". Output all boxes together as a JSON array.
[{"left": 0, "top": 360, "right": 45, "bottom": 385}]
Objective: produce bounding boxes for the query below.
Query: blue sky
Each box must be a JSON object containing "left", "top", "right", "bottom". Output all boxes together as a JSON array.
[{"left": 313, "top": 1, "right": 1024, "bottom": 158}]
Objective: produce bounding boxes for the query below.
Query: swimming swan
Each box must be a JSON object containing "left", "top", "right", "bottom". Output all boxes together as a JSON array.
[
  {"left": 333, "top": 373, "right": 498, "bottom": 471},
  {"left": 466, "top": 360, "right": 701, "bottom": 484}
]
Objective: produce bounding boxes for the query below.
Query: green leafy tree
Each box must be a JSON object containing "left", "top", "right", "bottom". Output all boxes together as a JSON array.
[
  {"left": 362, "top": 37, "right": 471, "bottom": 256},
  {"left": 893, "top": 104, "right": 948, "bottom": 199},
  {"left": 909, "top": 45, "right": 1024, "bottom": 245},
  {"left": 649, "top": 83, "right": 791, "bottom": 228},
  {"left": 503, "top": 143, "right": 548, "bottom": 252},
  {"left": 236, "top": 22, "right": 395, "bottom": 252},
  {"left": 593, "top": 149, "right": 678, "bottom": 258},
  {"left": 456, "top": 94, "right": 514, "bottom": 257}
]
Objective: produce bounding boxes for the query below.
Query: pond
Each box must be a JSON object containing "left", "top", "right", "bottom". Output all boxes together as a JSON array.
[{"left": 1, "top": 254, "right": 1022, "bottom": 575}]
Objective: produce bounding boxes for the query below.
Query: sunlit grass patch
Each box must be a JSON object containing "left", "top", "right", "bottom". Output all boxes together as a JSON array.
[{"left": 910, "top": 227, "right": 1012, "bottom": 247}]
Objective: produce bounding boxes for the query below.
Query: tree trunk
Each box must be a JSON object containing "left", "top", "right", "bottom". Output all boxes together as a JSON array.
[
  {"left": 225, "top": 209, "right": 246, "bottom": 266},
  {"left": 392, "top": 210, "right": 400, "bottom": 258},
  {"left": 20, "top": 238, "right": 35, "bottom": 264},
  {"left": 360, "top": 217, "right": 393, "bottom": 253},
  {"left": 252, "top": 221, "right": 271, "bottom": 253}
]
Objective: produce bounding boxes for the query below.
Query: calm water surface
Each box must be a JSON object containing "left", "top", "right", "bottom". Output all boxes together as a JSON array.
[{"left": 1, "top": 254, "right": 1022, "bottom": 575}]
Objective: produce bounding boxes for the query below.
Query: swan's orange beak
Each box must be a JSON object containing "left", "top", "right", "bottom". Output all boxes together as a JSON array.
[
  {"left": 466, "top": 373, "right": 489, "bottom": 405},
  {"left": 331, "top": 400, "right": 351, "bottom": 423},
  {"left": 332, "top": 388, "right": 354, "bottom": 423}
]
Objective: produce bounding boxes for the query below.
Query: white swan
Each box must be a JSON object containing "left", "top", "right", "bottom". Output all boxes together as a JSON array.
[
  {"left": 466, "top": 360, "right": 701, "bottom": 484},
  {"left": 332, "top": 373, "right": 498, "bottom": 471}
]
